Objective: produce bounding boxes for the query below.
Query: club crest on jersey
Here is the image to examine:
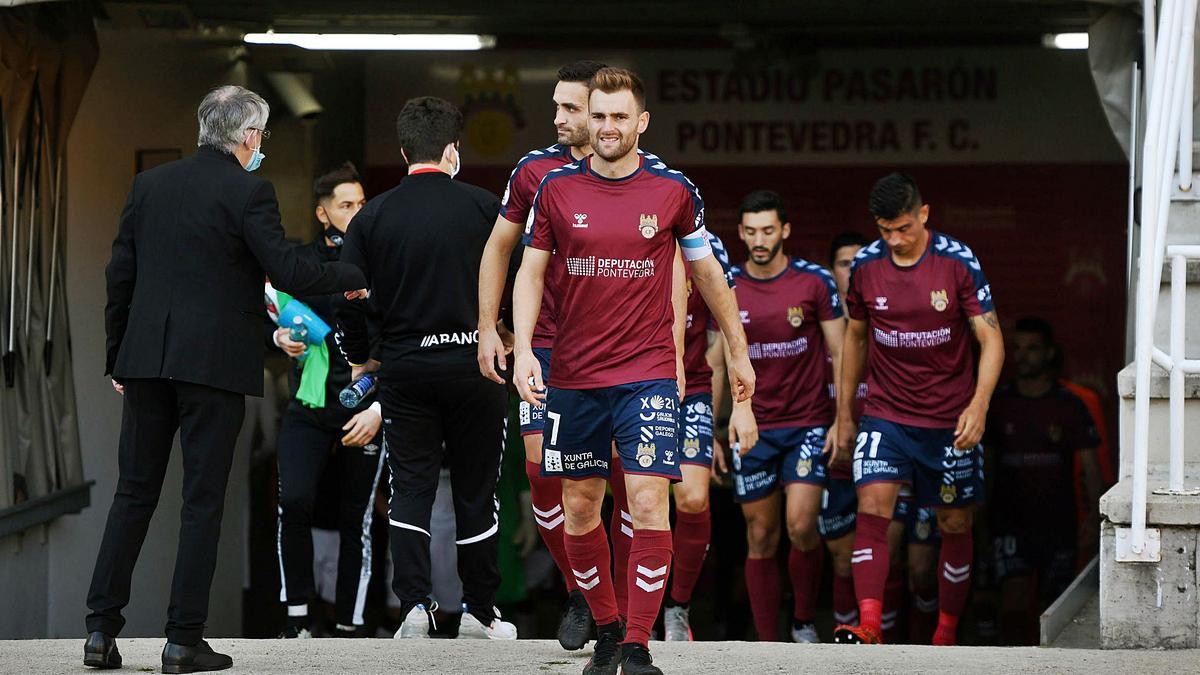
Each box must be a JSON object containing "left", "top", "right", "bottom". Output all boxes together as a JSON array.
[
  {"left": 940, "top": 484, "right": 957, "bottom": 504},
  {"left": 683, "top": 437, "right": 701, "bottom": 459},
  {"left": 639, "top": 213, "right": 659, "bottom": 239},
  {"left": 795, "top": 457, "right": 813, "bottom": 478},
  {"left": 637, "top": 442, "right": 657, "bottom": 468},
  {"left": 787, "top": 306, "right": 805, "bottom": 328},
  {"left": 930, "top": 289, "right": 949, "bottom": 312}
]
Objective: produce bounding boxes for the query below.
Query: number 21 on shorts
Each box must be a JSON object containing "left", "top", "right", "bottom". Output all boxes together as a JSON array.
[{"left": 852, "top": 430, "right": 882, "bottom": 481}]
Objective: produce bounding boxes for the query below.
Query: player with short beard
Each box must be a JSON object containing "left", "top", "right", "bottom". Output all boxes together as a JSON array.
[
  {"left": 720, "top": 190, "right": 846, "bottom": 643},
  {"left": 514, "top": 67, "right": 754, "bottom": 675},
  {"left": 477, "top": 59, "right": 608, "bottom": 651},
  {"left": 476, "top": 60, "right": 674, "bottom": 648}
]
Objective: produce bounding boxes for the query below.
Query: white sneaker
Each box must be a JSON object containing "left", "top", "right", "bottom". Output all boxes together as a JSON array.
[
  {"left": 279, "top": 626, "right": 312, "bottom": 639},
  {"left": 663, "top": 605, "right": 692, "bottom": 641},
  {"left": 791, "top": 622, "right": 820, "bottom": 644},
  {"left": 395, "top": 604, "right": 433, "bottom": 638},
  {"left": 457, "top": 606, "right": 518, "bottom": 640}
]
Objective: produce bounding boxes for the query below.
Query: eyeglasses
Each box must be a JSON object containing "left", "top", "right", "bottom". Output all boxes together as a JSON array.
[{"left": 247, "top": 127, "right": 272, "bottom": 140}]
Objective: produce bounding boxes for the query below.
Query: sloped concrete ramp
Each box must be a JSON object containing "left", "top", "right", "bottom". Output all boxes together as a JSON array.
[{"left": 2, "top": 638, "right": 1198, "bottom": 674}]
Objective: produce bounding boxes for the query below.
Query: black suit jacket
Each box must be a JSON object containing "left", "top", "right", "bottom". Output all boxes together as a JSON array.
[{"left": 104, "top": 145, "right": 366, "bottom": 396}]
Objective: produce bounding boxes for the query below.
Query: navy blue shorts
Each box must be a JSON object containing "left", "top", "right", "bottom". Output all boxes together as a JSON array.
[
  {"left": 895, "top": 497, "right": 940, "bottom": 544},
  {"left": 540, "top": 378, "right": 682, "bottom": 481},
  {"left": 680, "top": 393, "right": 714, "bottom": 467},
  {"left": 518, "top": 348, "right": 553, "bottom": 437},
  {"left": 818, "top": 476, "right": 856, "bottom": 540},
  {"left": 853, "top": 415, "right": 984, "bottom": 509},
  {"left": 732, "top": 426, "right": 828, "bottom": 503}
]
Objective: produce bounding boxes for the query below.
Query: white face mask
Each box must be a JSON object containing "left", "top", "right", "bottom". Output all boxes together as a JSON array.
[{"left": 448, "top": 144, "right": 461, "bottom": 179}]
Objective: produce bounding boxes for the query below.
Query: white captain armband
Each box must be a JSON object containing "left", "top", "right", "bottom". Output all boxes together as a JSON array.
[{"left": 678, "top": 226, "right": 713, "bottom": 261}]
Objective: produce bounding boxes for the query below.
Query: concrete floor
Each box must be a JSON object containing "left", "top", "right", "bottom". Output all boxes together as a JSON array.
[
  {"left": 1049, "top": 593, "right": 1101, "bottom": 649},
  {"left": 4, "top": 638, "right": 1200, "bottom": 674}
]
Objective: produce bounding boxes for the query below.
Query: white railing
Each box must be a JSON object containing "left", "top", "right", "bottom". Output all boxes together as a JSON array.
[{"left": 1130, "top": 0, "right": 1200, "bottom": 558}]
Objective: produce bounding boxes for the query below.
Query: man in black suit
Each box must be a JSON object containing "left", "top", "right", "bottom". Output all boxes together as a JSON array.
[{"left": 84, "top": 85, "right": 366, "bottom": 673}]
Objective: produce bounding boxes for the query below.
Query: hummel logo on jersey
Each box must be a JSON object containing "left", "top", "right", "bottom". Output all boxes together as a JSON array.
[
  {"left": 874, "top": 296, "right": 889, "bottom": 311},
  {"left": 420, "top": 330, "right": 479, "bottom": 347},
  {"left": 739, "top": 309, "right": 751, "bottom": 324},
  {"left": 573, "top": 212, "right": 588, "bottom": 228}
]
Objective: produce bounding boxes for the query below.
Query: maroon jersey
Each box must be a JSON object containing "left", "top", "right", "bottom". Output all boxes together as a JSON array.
[
  {"left": 501, "top": 144, "right": 575, "bottom": 349},
  {"left": 523, "top": 154, "right": 706, "bottom": 388},
  {"left": 683, "top": 232, "right": 735, "bottom": 397},
  {"left": 987, "top": 383, "right": 1100, "bottom": 536},
  {"left": 732, "top": 258, "right": 842, "bottom": 429},
  {"left": 845, "top": 231, "right": 994, "bottom": 428}
]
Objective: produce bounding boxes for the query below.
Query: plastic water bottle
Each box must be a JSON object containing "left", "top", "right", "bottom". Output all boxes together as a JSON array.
[
  {"left": 289, "top": 316, "right": 309, "bottom": 362},
  {"left": 289, "top": 315, "right": 307, "bottom": 342},
  {"left": 340, "top": 373, "right": 377, "bottom": 408}
]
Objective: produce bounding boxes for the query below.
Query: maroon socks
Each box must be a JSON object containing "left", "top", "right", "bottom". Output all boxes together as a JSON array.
[
  {"left": 669, "top": 508, "right": 711, "bottom": 605},
  {"left": 624, "top": 529, "right": 673, "bottom": 646},
  {"left": 851, "top": 512, "right": 891, "bottom": 634},
  {"left": 788, "top": 545, "right": 824, "bottom": 624},
  {"left": 564, "top": 523, "right": 619, "bottom": 625},
  {"left": 525, "top": 461, "right": 576, "bottom": 592},
  {"left": 745, "top": 557, "right": 782, "bottom": 641},
  {"left": 934, "top": 530, "right": 973, "bottom": 646}
]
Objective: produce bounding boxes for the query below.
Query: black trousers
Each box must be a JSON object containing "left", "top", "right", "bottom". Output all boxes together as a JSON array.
[
  {"left": 382, "top": 374, "right": 506, "bottom": 622},
  {"left": 276, "top": 406, "right": 386, "bottom": 627},
  {"left": 86, "top": 378, "right": 245, "bottom": 645}
]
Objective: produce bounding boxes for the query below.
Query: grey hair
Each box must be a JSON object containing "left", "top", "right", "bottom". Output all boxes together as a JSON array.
[{"left": 196, "top": 85, "right": 270, "bottom": 150}]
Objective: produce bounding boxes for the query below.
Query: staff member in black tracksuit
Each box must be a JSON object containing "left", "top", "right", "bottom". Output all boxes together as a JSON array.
[
  {"left": 88, "top": 85, "right": 365, "bottom": 673},
  {"left": 336, "top": 96, "right": 516, "bottom": 640},
  {"left": 272, "top": 162, "right": 386, "bottom": 639}
]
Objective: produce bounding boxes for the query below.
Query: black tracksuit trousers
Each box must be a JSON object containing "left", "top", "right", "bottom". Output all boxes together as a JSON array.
[{"left": 381, "top": 375, "right": 506, "bottom": 623}]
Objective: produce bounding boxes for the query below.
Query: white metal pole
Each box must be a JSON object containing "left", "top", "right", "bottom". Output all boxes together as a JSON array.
[
  {"left": 1180, "top": 27, "right": 1194, "bottom": 190},
  {"left": 1146, "top": 0, "right": 1158, "bottom": 92},
  {"left": 1130, "top": 65, "right": 1142, "bottom": 290},
  {"left": 1171, "top": 254, "right": 1186, "bottom": 491},
  {"left": 1139, "top": 0, "right": 1200, "bottom": 548},
  {"left": 1133, "top": 0, "right": 1182, "bottom": 553}
]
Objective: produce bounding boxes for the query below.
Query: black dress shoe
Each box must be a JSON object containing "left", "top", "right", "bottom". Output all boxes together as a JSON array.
[
  {"left": 161, "top": 640, "right": 232, "bottom": 674},
  {"left": 84, "top": 631, "right": 122, "bottom": 669}
]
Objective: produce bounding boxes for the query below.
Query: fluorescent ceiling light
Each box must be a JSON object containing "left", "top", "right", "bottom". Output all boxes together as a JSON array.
[
  {"left": 243, "top": 32, "right": 497, "bottom": 50},
  {"left": 1043, "top": 32, "right": 1088, "bottom": 50}
]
